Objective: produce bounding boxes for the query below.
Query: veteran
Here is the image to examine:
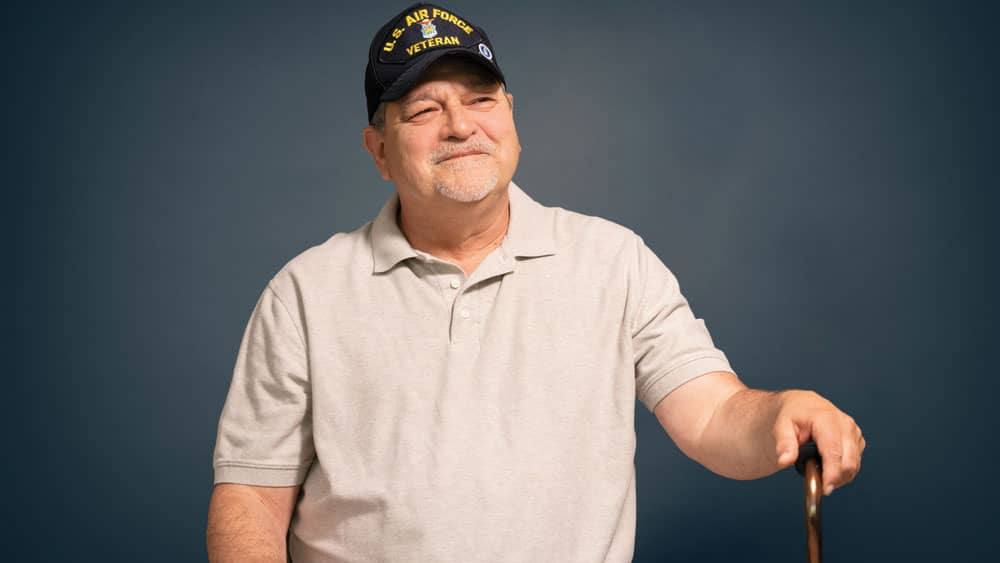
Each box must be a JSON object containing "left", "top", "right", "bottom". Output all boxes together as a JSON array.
[{"left": 207, "top": 4, "right": 864, "bottom": 562}]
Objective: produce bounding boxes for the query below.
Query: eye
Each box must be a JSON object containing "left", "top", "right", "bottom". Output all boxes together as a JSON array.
[
  {"left": 406, "top": 106, "right": 437, "bottom": 121},
  {"left": 468, "top": 96, "right": 498, "bottom": 110}
]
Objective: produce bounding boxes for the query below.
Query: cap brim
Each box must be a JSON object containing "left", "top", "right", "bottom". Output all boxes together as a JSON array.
[{"left": 380, "top": 48, "right": 506, "bottom": 102}]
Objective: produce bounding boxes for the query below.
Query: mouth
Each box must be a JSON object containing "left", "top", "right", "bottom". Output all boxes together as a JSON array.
[{"left": 438, "top": 150, "right": 487, "bottom": 163}]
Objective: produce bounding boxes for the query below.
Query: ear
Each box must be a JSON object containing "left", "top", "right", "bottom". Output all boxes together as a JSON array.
[
  {"left": 505, "top": 92, "right": 521, "bottom": 154},
  {"left": 362, "top": 126, "right": 392, "bottom": 180}
]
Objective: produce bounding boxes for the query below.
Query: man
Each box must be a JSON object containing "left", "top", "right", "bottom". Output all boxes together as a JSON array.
[{"left": 207, "top": 4, "right": 864, "bottom": 562}]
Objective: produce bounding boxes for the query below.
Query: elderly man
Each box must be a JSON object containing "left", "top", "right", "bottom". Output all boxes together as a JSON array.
[{"left": 207, "top": 3, "right": 864, "bottom": 562}]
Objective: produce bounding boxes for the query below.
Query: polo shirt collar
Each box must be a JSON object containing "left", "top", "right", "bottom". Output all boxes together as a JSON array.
[
  {"left": 370, "top": 181, "right": 556, "bottom": 274},
  {"left": 371, "top": 193, "right": 417, "bottom": 273},
  {"left": 503, "top": 181, "right": 557, "bottom": 260}
]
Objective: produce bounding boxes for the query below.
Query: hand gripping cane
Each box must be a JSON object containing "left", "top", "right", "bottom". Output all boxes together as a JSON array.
[{"left": 794, "top": 441, "right": 822, "bottom": 563}]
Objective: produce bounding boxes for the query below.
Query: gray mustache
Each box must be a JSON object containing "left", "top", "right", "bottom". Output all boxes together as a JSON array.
[{"left": 431, "top": 140, "right": 496, "bottom": 163}]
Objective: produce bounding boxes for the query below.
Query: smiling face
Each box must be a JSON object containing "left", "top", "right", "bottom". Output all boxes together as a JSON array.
[{"left": 363, "top": 56, "right": 520, "bottom": 204}]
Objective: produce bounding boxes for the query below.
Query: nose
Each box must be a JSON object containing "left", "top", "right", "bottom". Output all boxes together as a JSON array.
[{"left": 441, "top": 102, "right": 475, "bottom": 141}]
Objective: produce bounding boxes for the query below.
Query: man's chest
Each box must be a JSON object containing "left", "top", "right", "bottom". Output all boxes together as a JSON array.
[{"left": 297, "top": 256, "right": 636, "bottom": 466}]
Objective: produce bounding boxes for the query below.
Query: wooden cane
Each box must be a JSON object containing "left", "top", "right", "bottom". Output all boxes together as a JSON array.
[{"left": 795, "top": 441, "right": 822, "bottom": 563}]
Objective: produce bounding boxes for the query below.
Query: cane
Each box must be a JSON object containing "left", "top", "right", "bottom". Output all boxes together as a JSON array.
[{"left": 794, "top": 440, "right": 822, "bottom": 563}]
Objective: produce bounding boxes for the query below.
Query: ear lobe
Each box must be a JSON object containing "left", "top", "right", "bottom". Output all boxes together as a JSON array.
[{"left": 362, "top": 127, "right": 392, "bottom": 180}]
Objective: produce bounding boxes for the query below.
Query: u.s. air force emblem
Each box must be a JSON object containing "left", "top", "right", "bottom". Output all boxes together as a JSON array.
[{"left": 419, "top": 18, "right": 437, "bottom": 39}]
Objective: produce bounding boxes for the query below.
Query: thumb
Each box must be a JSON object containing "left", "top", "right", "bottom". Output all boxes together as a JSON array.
[{"left": 773, "top": 418, "right": 801, "bottom": 467}]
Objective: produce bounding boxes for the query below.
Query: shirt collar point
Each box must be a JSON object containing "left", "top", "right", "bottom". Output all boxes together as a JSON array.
[{"left": 506, "top": 182, "right": 558, "bottom": 259}]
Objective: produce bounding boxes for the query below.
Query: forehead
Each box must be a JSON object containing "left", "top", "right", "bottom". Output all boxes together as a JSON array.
[{"left": 402, "top": 57, "right": 502, "bottom": 99}]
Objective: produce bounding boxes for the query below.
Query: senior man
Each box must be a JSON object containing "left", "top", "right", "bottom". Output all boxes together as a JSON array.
[{"left": 207, "top": 3, "right": 865, "bottom": 562}]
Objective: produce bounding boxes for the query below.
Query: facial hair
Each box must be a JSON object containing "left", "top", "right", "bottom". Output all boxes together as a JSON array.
[{"left": 429, "top": 139, "right": 500, "bottom": 203}]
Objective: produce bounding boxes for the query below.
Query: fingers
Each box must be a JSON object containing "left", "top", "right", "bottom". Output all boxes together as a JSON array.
[
  {"left": 773, "top": 391, "right": 865, "bottom": 494},
  {"left": 813, "top": 413, "right": 864, "bottom": 495},
  {"left": 773, "top": 419, "right": 801, "bottom": 468},
  {"left": 773, "top": 413, "right": 815, "bottom": 469}
]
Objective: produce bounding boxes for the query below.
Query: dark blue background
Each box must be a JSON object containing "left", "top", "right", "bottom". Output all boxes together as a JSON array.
[{"left": 10, "top": 1, "right": 990, "bottom": 561}]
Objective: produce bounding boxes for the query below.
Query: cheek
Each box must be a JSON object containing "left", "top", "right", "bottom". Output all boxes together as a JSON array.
[
  {"left": 484, "top": 116, "right": 520, "bottom": 154},
  {"left": 387, "top": 136, "right": 431, "bottom": 176},
  {"left": 497, "top": 127, "right": 521, "bottom": 165}
]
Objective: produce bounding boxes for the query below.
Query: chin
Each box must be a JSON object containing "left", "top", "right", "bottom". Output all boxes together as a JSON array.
[{"left": 434, "top": 173, "right": 500, "bottom": 203}]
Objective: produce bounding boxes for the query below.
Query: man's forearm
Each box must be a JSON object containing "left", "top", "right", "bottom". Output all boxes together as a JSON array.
[
  {"left": 206, "top": 486, "right": 287, "bottom": 563},
  {"left": 695, "top": 388, "right": 787, "bottom": 480}
]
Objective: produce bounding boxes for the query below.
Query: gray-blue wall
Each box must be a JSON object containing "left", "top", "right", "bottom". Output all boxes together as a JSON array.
[{"left": 11, "top": 1, "right": 990, "bottom": 561}]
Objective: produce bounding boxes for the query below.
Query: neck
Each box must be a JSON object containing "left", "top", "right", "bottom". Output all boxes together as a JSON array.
[{"left": 397, "top": 185, "right": 511, "bottom": 275}]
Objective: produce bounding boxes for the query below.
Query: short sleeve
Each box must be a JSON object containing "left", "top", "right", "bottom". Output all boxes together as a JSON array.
[
  {"left": 212, "top": 283, "right": 314, "bottom": 486},
  {"left": 631, "top": 238, "right": 736, "bottom": 412}
]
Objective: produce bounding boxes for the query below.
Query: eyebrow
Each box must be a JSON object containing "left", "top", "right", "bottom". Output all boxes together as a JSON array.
[
  {"left": 399, "top": 80, "right": 501, "bottom": 109},
  {"left": 399, "top": 92, "right": 436, "bottom": 110}
]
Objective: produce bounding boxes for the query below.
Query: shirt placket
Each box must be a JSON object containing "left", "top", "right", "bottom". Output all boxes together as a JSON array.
[
  {"left": 450, "top": 283, "right": 479, "bottom": 345},
  {"left": 452, "top": 247, "right": 514, "bottom": 345},
  {"left": 412, "top": 247, "right": 514, "bottom": 345}
]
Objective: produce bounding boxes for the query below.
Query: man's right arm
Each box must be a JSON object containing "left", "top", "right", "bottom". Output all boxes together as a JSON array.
[{"left": 206, "top": 483, "right": 300, "bottom": 563}]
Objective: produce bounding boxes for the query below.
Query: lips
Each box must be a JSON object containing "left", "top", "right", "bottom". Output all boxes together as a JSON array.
[{"left": 439, "top": 150, "right": 486, "bottom": 162}]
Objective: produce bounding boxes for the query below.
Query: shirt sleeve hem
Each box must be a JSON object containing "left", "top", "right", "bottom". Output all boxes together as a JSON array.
[
  {"left": 213, "top": 462, "right": 312, "bottom": 486},
  {"left": 638, "top": 355, "right": 736, "bottom": 412}
]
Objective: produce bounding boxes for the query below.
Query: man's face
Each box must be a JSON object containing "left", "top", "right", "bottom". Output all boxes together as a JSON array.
[{"left": 365, "top": 58, "right": 520, "bottom": 204}]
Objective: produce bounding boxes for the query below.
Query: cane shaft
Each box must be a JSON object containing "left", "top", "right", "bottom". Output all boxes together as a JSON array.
[{"left": 803, "top": 458, "right": 822, "bottom": 563}]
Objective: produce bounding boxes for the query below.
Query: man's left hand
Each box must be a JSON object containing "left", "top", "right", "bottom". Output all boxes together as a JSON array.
[{"left": 772, "top": 390, "right": 866, "bottom": 495}]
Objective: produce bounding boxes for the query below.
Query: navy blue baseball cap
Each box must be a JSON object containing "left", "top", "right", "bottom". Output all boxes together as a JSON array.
[{"left": 365, "top": 3, "right": 506, "bottom": 123}]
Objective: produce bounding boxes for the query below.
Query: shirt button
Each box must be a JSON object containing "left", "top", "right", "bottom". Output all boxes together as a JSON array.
[
  {"left": 450, "top": 279, "right": 460, "bottom": 289},
  {"left": 460, "top": 309, "right": 470, "bottom": 319}
]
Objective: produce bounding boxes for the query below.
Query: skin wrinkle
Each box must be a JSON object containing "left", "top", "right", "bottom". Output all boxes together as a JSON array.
[{"left": 370, "top": 70, "right": 512, "bottom": 134}]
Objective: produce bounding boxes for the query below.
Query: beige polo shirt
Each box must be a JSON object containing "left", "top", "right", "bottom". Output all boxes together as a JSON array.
[{"left": 213, "top": 182, "right": 735, "bottom": 562}]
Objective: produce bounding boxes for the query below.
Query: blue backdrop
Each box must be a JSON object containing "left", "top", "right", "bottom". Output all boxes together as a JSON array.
[{"left": 10, "top": 1, "right": 990, "bottom": 561}]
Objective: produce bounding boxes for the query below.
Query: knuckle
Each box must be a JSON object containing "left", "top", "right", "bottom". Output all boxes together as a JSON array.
[{"left": 845, "top": 457, "right": 860, "bottom": 474}]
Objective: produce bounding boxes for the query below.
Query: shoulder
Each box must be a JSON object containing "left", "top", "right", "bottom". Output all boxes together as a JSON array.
[
  {"left": 266, "top": 221, "right": 374, "bottom": 301},
  {"left": 547, "top": 204, "right": 644, "bottom": 261}
]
